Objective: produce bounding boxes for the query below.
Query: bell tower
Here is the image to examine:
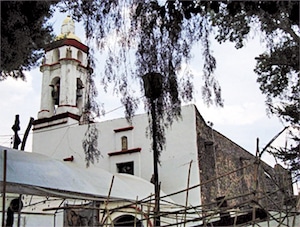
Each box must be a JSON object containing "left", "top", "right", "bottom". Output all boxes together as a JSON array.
[{"left": 33, "top": 16, "right": 89, "bottom": 130}]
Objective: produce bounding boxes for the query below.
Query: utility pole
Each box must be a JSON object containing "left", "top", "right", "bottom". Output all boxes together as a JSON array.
[{"left": 142, "top": 72, "right": 163, "bottom": 226}]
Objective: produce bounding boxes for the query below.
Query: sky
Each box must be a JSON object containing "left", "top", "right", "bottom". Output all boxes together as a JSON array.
[{"left": 0, "top": 11, "right": 292, "bottom": 170}]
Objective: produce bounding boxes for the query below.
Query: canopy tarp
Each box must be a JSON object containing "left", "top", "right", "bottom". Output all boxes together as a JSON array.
[{"left": 0, "top": 146, "right": 158, "bottom": 202}]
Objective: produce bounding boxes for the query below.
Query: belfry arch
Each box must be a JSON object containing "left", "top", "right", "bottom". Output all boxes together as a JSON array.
[
  {"left": 76, "top": 78, "right": 84, "bottom": 110},
  {"left": 50, "top": 77, "right": 60, "bottom": 107}
]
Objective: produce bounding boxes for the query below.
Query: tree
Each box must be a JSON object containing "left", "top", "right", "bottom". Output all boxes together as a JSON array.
[
  {"left": 208, "top": 1, "right": 299, "bottom": 179},
  {"left": 1, "top": 1, "right": 299, "bottom": 171},
  {"left": 62, "top": 0, "right": 299, "bottom": 167},
  {"left": 0, "top": 1, "right": 58, "bottom": 80}
]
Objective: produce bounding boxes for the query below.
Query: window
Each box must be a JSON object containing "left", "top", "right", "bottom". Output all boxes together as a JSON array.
[
  {"left": 121, "top": 136, "right": 128, "bottom": 150},
  {"left": 113, "top": 215, "right": 142, "bottom": 227},
  {"left": 66, "top": 47, "right": 72, "bottom": 58},
  {"left": 76, "top": 78, "right": 84, "bottom": 107},
  {"left": 77, "top": 50, "right": 83, "bottom": 62},
  {"left": 50, "top": 77, "right": 60, "bottom": 106},
  {"left": 117, "top": 162, "right": 134, "bottom": 175}
]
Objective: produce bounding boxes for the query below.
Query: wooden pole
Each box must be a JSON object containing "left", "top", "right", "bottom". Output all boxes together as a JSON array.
[
  {"left": 11, "top": 115, "right": 21, "bottom": 150},
  {"left": 252, "top": 138, "right": 260, "bottom": 226},
  {"left": 20, "top": 117, "right": 34, "bottom": 151},
  {"left": 2, "top": 150, "right": 7, "bottom": 227},
  {"left": 184, "top": 160, "right": 193, "bottom": 227},
  {"left": 101, "top": 175, "right": 115, "bottom": 225},
  {"left": 17, "top": 117, "right": 34, "bottom": 227}
]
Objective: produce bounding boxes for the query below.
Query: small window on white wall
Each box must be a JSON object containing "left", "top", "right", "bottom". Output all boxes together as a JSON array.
[
  {"left": 121, "top": 136, "right": 128, "bottom": 150},
  {"left": 117, "top": 162, "right": 134, "bottom": 175}
]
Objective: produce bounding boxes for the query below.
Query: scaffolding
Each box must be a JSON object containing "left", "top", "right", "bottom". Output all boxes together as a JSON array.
[
  {"left": 1, "top": 134, "right": 299, "bottom": 227},
  {"left": 1, "top": 154, "right": 298, "bottom": 227}
]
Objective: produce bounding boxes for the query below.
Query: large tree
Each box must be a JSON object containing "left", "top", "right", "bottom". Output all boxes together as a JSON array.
[
  {"left": 1, "top": 1, "right": 299, "bottom": 172},
  {"left": 63, "top": 0, "right": 299, "bottom": 168},
  {"left": 208, "top": 1, "right": 299, "bottom": 179},
  {"left": 0, "top": 1, "right": 58, "bottom": 80}
]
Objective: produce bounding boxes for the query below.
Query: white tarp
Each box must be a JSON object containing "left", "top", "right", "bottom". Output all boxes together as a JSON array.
[{"left": 0, "top": 146, "right": 158, "bottom": 202}]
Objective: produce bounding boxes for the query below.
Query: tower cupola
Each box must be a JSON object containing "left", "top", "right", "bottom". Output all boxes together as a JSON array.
[
  {"left": 56, "top": 15, "right": 81, "bottom": 42},
  {"left": 34, "top": 16, "right": 89, "bottom": 130}
]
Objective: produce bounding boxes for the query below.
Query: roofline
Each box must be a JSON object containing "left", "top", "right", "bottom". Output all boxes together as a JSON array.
[
  {"left": 45, "top": 38, "right": 89, "bottom": 53},
  {"left": 32, "top": 112, "right": 80, "bottom": 129}
]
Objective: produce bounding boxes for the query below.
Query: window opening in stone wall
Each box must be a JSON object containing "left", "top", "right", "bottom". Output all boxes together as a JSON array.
[
  {"left": 121, "top": 136, "right": 128, "bottom": 151},
  {"left": 117, "top": 161, "right": 134, "bottom": 175}
]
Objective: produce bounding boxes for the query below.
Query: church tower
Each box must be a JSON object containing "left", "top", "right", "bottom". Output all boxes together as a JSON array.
[{"left": 33, "top": 16, "right": 89, "bottom": 130}]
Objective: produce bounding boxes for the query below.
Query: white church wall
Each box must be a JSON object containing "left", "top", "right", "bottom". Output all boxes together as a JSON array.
[
  {"left": 33, "top": 13, "right": 202, "bottom": 212},
  {"left": 33, "top": 105, "right": 202, "bottom": 207},
  {"left": 159, "top": 105, "right": 201, "bottom": 206}
]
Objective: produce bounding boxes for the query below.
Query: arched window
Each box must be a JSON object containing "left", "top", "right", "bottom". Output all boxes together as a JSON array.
[
  {"left": 76, "top": 78, "right": 84, "bottom": 107},
  {"left": 50, "top": 77, "right": 60, "bottom": 106},
  {"left": 121, "top": 136, "right": 128, "bottom": 151},
  {"left": 52, "top": 49, "right": 60, "bottom": 63},
  {"left": 113, "top": 215, "right": 142, "bottom": 227},
  {"left": 66, "top": 47, "right": 72, "bottom": 58},
  {"left": 77, "top": 51, "right": 83, "bottom": 62}
]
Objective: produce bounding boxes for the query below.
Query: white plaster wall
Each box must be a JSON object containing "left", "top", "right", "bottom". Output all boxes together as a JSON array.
[
  {"left": 81, "top": 51, "right": 88, "bottom": 67},
  {"left": 33, "top": 105, "right": 201, "bottom": 207},
  {"left": 59, "top": 46, "right": 66, "bottom": 59}
]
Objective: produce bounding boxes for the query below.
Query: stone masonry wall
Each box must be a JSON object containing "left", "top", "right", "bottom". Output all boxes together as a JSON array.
[{"left": 195, "top": 107, "right": 293, "bottom": 212}]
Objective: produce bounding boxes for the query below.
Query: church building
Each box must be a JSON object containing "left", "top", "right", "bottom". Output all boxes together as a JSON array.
[{"left": 1, "top": 16, "right": 296, "bottom": 227}]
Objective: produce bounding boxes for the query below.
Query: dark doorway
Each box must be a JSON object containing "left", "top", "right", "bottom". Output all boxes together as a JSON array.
[{"left": 113, "top": 215, "right": 142, "bottom": 227}]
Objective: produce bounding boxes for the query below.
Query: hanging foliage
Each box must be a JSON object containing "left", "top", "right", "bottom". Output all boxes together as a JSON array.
[
  {"left": 59, "top": 0, "right": 298, "bottom": 169},
  {"left": 82, "top": 123, "right": 102, "bottom": 167},
  {"left": 1, "top": 1, "right": 299, "bottom": 172}
]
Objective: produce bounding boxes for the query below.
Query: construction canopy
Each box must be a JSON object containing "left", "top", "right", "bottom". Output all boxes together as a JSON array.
[{"left": 0, "top": 146, "right": 158, "bottom": 202}]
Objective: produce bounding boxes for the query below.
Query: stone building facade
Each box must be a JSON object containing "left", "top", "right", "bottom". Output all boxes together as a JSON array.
[{"left": 195, "top": 107, "right": 293, "bottom": 212}]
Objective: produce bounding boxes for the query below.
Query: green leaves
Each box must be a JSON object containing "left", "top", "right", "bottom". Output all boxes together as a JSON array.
[
  {"left": 1, "top": 1, "right": 58, "bottom": 80},
  {"left": 2, "top": 1, "right": 299, "bottom": 171}
]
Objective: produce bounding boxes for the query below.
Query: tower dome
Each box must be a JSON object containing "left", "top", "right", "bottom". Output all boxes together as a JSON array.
[{"left": 56, "top": 15, "right": 81, "bottom": 42}]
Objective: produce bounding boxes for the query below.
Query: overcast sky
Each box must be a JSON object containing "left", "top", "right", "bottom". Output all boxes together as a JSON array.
[{"left": 0, "top": 12, "right": 290, "bottom": 169}]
